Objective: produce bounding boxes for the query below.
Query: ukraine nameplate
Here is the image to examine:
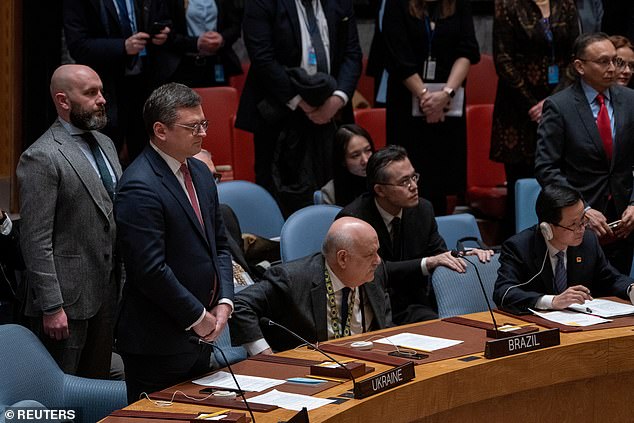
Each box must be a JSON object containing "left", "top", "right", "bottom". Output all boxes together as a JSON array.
[{"left": 353, "top": 362, "right": 415, "bottom": 399}]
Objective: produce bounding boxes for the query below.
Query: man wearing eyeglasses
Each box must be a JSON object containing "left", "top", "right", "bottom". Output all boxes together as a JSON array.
[
  {"left": 535, "top": 32, "right": 634, "bottom": 277},
  {"left": 114, "top": 83, "right": 234, "bottom": 403},
  {"left": 494, "top": 185, "right": 634, "bottom": 315},
  {"left": 338, "top": 145, "right": 493, "bottom": 325}
]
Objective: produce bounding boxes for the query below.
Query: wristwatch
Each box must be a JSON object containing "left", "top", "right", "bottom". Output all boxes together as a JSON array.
[{"left": 442, "top": 87, "right": 455, "bottom": 98}]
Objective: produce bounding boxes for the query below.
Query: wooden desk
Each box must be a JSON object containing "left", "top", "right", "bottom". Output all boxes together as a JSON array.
[{"left": 104, "top": 313, "right": 634, "bottom": 423}]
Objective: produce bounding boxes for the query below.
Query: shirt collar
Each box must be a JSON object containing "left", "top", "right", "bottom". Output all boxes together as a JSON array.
[
  {"left": 545, "top": 238, "right": 566, "bottom": 259},
  {"left": 374, "top": 198, "right": 402, "bottom": 228},
  {"left": 150, "top": 141, "right": 185, "bottom": 175},
  {"left": 325, "top": 260, "right": 349, "bottom": 293},
  {"left": 58, "top": 117, "right": 89, "bottom": 136},
  {"left": 580, "top": 79, "right": 610, "bottom": 104}
]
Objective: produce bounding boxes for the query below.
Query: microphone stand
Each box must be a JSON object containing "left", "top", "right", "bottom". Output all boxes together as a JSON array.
[
  {"left": 260, "top": 318, "right": 359, "bottom": 394},
  {"left": 191, "top": 337, "right": 256, "bottom": 423}
]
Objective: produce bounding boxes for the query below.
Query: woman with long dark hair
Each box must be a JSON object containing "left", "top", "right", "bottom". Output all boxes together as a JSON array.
[{"left": 321, "top": 124, "right": 375, "bottom": 206}]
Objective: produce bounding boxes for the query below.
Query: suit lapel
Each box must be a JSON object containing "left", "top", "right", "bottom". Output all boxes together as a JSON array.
[
  {"left": 533, "top": 230, "right": 556, "bottom": 295},
  {"left": 320, "top": 0, "right": 336, "bottom": 64},
  {"left": 102, "top": 0, "right": 121, "bottom": 28},
  {"left": 610, "top": 86, "right": 625, "bottom": 172},
  {"left": 368, "top": 201, "right": 395, "bottom": 259},
  {"left": 310, "top": 259, "right": 328, "bottom": 341},
  {"left": 187, "top": 158, "right": 214, "bottom": 248},
  {"left": 52, "top": 122, "right": 113, "bottom": 219},
  {"left": 573, "top": 83, "right": 610, "bottom": 167},
  {"left": 146, "top": 148, "right": 209, "bottom": 243},
  {"left": 282, "top": 0, "right": 302, "bottom": 49}
]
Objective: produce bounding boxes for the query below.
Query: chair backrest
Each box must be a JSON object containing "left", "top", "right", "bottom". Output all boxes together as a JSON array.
[
  {"left": 354, "top": 108, "right": 386, "bottom": 150},
  {"left": 435, "top": 213, "right": 482, "bottom": 250},
  {"left": 229, "top": 62, "right": 250, "bottom": 97},
  {"left": 515, "top": 178, "right": 541, "bottom": 233},
  {"left": 194, "top": 87, "right": 239, "bottom": 169},
  {"left": 357, "top": 57, "right": 375, "bottom": 108},
  {"left": 280, "top": 205, "right": 342, "bottom": 262},
  {"left": 213, "top": 324, "right": 247, "bottom": 368},
  {"left": 432, "top": 255, "right": 501, "bottom": 318},
  {"left": 466, "top": 53, "right": 498, "bottom": 105},
  {"left": 466, "top": 104, "right": 505, "bottom": 188},
  {"left": 217, "top": 181, "right": 285, "bottom": 238},
  {"left": 0, "top": 324, "right": 65, "bottom": 408}
]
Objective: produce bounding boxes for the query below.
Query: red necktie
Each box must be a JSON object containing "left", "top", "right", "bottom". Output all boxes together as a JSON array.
[
  {"left": 180, "top": 163, "right": 204, "bottom": 228},
  {"left": 595, "top": 93, "right": 613, "bottom": 160}
]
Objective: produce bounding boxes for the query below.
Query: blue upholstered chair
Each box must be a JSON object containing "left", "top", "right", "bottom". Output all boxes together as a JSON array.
[
  {"left": 313, "top": 190, "right": 324, "bottom": 205},
  {"left": 280, "top": 205, "right": 342, "bottom": 262},
  {"left": 0, "top": 324, "right": 127, "bottom": 423},
  {"left": 515, "top": 178, "right": 541, "bottom": 233},
  {"left": 435, "top": 213, "right": 482, "bottom": 250},
  {"left": 212, "top": 324, "right": 247, "bottom": 368},
  {"left": 217, "top": 181, "right": 285, "bottom": 239},
  {"left": 431, "top": 255, "right": 501, "bottom": 318}
]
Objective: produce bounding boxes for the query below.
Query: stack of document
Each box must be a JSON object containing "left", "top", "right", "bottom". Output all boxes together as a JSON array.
[
  {"left": 374, "top": 332, "right": 463, "bottom": 351},
  {"left": 567, "top": 299, "right": 634, "bottom": 318}
]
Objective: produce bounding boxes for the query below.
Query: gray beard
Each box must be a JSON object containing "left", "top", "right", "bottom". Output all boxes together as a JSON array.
[{"left": 69, "top": 105, "right": 107, "bottom": 131}]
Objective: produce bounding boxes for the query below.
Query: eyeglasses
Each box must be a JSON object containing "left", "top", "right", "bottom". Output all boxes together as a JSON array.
[
  {"left": 173, "top": 120, "right": 209, "bottom": 135},
  {"left": 554, "top": 215, "right": 589, "bottom": 232},
  {"left": 377, "top": 172, "right": 420, "bottom": 189},
  {"left": 619, "top": 58, "right": 634, "bottom": 71},
  {"left": 578, "top": 56, "right": 625, "bottom": 69}
]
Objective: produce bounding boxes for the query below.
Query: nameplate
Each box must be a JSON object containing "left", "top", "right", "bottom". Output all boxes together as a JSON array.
[
  {"left": 353, "top": 362, "right": 415, "bottom": 399},
  {"left": 484, "top": 328, "right": 560, "bottom": 359}
]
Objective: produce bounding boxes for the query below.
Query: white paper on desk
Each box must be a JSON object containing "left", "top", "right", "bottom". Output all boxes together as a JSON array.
[
  {"left": 248, "top": 389, "right": 335, "bottom": 411},
  {"left": 411, "top": 84, "right": 464, "bottom": 117},
  {"left": 192, "top": 371, "right": 285, "bottom": 392},
  {"left": 567, "top": 298, "right": 634, "bottom": 318},
  {"left": 374, "top": 332, "right": 463, "bottom": 351},
  {"left": 529, "top": 308, "right": 612, "bottom": 327}
]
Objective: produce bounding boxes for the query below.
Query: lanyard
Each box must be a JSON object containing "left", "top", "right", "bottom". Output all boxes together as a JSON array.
[
  {"left": 324, "top": 269, "right": 356, "bottom": 338},
  {"left": 540, "top": 17, "right": 556, "bottom": 63},
  {"left": 424, "top": 15, "right": 434, "bottom": 58}
]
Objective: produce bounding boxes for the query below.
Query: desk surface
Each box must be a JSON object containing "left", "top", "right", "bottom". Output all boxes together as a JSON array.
[{"left": 103, "top": 313, "right": 634, "bottom": 423}]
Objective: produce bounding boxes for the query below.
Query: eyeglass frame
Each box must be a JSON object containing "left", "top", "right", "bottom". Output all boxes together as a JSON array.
[
  {"left": 172, "top": 120, "right": 209, "bottom": 135},
  {"left": 376, "top": 172, "right": 420, "bottom": 189},
  {"left": 617, "top": 58, "right": 634, "bottom": 71},
  {"left": 577, "top": 56, "right": 625, "bottom": 69},
  {"left": 553, "top": 215, "right": 590, "bottom": 232}
]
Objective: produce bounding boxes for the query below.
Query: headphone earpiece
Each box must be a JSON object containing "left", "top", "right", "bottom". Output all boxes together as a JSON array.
[{"left": 539, "top": 222, "right": 553, "bottom": 241}]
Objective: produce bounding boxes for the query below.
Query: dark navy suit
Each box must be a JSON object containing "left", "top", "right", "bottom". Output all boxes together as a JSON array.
[{"left": 115, "top": 146, "right": 233, "bottom": 402}]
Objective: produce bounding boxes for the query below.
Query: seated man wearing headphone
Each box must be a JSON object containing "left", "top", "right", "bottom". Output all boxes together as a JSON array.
[{"left": 493, "top": 184, "right": 634, "bottom": 314}]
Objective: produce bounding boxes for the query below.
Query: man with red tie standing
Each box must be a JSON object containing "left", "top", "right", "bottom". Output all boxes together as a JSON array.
[
  {"left": 115, "top": 83, "right": 233, "bottom": 403},
  {"left": 535, "top": 32, "right": 634, "bottom": 275}
]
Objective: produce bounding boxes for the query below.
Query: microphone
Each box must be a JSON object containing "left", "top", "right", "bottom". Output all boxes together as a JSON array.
[
  {"left": 450, "top": 250, "right": 504, "bottom": 339},
  {"left": 189, "top": 336, "right": 256, "bottom": 423},
  {"left": 259, "top": 317, "right": 358, "bottom": 388}
]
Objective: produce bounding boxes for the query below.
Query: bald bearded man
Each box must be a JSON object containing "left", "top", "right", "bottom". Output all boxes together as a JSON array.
[{"left": 17, "top": 64, "right": 122, "bottom": 378}]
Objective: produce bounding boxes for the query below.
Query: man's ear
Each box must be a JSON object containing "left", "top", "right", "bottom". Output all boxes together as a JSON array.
[
  {"left": 573, "top": 59, "right": 585, "bottom": 76},
  {"left": 373, "top": 183, "right": 386, "bottom": 198},
  {"left": 153, "top": 122, "right": 167, "bottom": 141},
  {"left": 336, "top": 249, "right": 348, "bottom": 269},
  {"left": 55, "top": 92, "right": 70, "bottom": 111}
]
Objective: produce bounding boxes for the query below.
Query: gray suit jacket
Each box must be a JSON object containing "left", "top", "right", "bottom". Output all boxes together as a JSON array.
[
  {"left": 230, "top": 253, "right": 392, "bottom": 352},
  {"left": 535, "top": 82, "right": 634, "bottom": 216},
  {"left": 17, "top": 119, "right": 122, "bottom": 318}
]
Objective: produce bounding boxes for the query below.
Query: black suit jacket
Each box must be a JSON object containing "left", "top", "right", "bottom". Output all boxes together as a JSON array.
[
  {"left": 235, "top": 0, "right": 362, "bottom": 132},
  {"left": 115, "top": 146, "right": 233, "bottom": 355},
  {"left": 535, "top": 82, "right": 634, "bottom": 216},
  {"left": 230, "top": 254, "right": 392, "bottom": 352},
  {"left": 338, "top": 193, "right": 446, "bottom": 323},
  {"left": 0, "top": 219, "right": 23, "bottom": 302},
  {"left": 493, "top": 225, "right": 632, "bottom": 314}
]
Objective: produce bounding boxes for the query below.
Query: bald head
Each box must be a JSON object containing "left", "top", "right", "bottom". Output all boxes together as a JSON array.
[
  {"left": 323, "top": 217, "right": 381, "bottom": 287},
  {"left": 50, "top": 64, "right": 106, "bottom": 129}
]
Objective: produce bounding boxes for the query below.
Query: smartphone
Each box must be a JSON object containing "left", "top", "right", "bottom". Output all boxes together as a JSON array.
[
  {"left": 608, "top": 220, "right": 622, "bottom": 229},
  {"left": 150, "top": 20, "right": 172, "bottom": 35}
]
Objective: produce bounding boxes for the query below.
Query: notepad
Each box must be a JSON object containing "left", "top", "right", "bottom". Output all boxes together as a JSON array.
[{"left": 568, "top": 298, "right": 634, "bottom": 318}]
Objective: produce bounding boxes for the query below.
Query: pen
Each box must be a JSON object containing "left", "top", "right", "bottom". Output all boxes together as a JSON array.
[
  {"left": 586, "top": 307, "right": 593, "bottom": 314},
  {"left": 197, "top": 409, "right": 231, "bottom": 419}
]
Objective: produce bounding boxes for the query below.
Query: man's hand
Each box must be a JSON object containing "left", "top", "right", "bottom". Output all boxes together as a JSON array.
[
  {"left": 615, "top": 205, "right": 634, "bottom": 239},
  {"left": 203, "top": 303, "right": 233, "bottom": 342},
  {"left": 585, "top": 207, "right": 611, "bottom": 237},
  {"left": 192, "top": 311, "right": 217, "bottom": 338},
  {"left": 426, "top": 251, "right": 467, "bottom": 273},
  {"left": 298, "top": 99, "right": 317, "bottom": 114},
  {"left": 198, "top": 31, "right": 224, "bottom": 55},
  {"left": 306, "top": 96, "right": 344, "bottom": 125},
  {"left": 528, "top": 100, "right": 545, "bottom": 123},
  {"left": 151, "top": 27, "right": 170, "bottom": 46},
  {"left": 551, "top": 285, "right": 592, "bottom": 310},
  {"left": 125, "top": 32, "right": 150, "bottom": 55},
  {"left": 260, "top": 348, "right": 273, "bottom": 355},
  {"left": 43, "top": 308, "right": 70, "bottom": 341},
  {"left": 465, "top": 248, "right": 495, "bottom": 263}
]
